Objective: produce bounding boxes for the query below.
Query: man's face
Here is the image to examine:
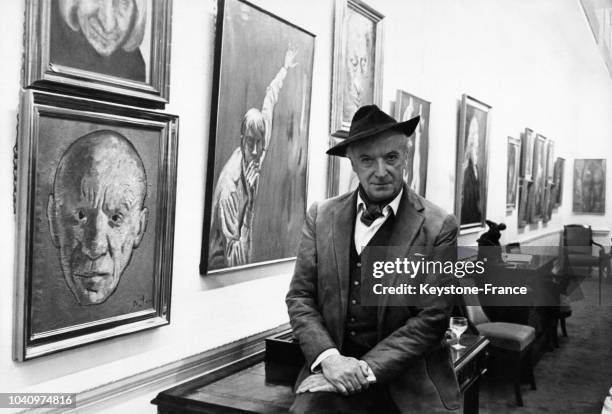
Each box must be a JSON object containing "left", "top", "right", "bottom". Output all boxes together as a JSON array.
[
  {"left": 76, "top": 0, "right": 135, "bottom": 56},
  {"left": 241, "top": 128, "right": 264, "bottom": 166},
  {"left": 348, "top": 132, "right": 407, "bottom": 202},
  {"left": 48, "top": 136, "right": 147, "bottom": 305}
]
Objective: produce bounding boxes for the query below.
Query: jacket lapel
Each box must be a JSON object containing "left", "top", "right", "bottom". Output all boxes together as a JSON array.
[
  {"left": 332, "top": 190, "right": 357, "bottom": 341},
  {"left": 378, "top": 186, "right": 425, "bottom": 327}
]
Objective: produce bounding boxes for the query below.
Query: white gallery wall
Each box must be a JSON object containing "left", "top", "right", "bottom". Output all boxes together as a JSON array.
[{"left": 0, "top": 0, "right": 611, "bottom": 412}]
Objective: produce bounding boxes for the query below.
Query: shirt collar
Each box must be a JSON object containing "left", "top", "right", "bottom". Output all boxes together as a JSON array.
[{"left": 356, "top": 188, "right": 403, "bottom": 216}]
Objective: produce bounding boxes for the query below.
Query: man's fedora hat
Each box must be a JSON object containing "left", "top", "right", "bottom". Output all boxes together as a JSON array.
[{"left": 327, "top": 105, "right": 420, "bottom": 157}]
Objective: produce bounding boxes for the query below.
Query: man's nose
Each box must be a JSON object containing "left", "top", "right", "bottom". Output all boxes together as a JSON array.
[
  {"left": 374, "top": 159, "right": 387, "bottom": 177},
  {"left": 82, "top": 210, "right": 109, "bottom": 260},
  {"left": 251, "top": 144, "right": 259, "bottom": 156},
  {"left": 98, "top": 0, "right": 117, "bottom": 33}
]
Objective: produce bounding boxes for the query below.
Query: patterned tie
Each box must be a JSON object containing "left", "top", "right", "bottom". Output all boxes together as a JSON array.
[
  {"left": 358, "top": 186, "right": 392, "bottom": 226},
  {"left": 360, "top": 203, "right": 384, "bottom": 226}
]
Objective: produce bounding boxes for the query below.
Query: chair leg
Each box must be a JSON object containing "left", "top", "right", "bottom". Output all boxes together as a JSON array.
[
  {"left": 514, "top": 353, "right": 523, "bottom": 406},
  {"left": 560, "top": 317, "right": 568, "bottom": 337},
  {"left": 528, "top": 349, "right": 537, "bottom": 391}
]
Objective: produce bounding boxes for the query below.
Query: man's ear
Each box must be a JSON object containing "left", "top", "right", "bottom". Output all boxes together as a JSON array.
[
  {"left": 47, "top": 194, "right": 59, "bottom": 247},
  {"left": 133, "top": 207, "right": 149, "bottom": 248}
]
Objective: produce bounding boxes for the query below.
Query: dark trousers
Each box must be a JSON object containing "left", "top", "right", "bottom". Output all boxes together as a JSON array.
[{"left": 290, "top": 384, "right": 399, "bottom": 414}]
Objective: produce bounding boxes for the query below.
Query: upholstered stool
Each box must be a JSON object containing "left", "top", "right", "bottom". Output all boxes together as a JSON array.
[{"left": 461, "top": 276, "right": 537, "bottom": 407}]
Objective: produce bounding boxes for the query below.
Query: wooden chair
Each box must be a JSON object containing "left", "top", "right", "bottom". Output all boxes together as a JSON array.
[
  {"left": 461, "top": 278, "right": 536, "bottom": 406},
  {"left": 562, "top": 225, "right": 609, "bottom": 305}
]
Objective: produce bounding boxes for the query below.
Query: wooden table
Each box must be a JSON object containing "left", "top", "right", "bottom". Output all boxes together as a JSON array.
[{"left": 152, "top": 334, "right": 489, "bottom": 414}]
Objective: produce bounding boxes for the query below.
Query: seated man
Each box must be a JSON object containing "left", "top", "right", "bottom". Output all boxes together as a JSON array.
[{"left": 286, "top": 105, "right": 461, "bottom": 413}]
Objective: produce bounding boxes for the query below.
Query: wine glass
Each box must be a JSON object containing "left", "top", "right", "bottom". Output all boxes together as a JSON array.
[{"left": 449, "top": 317, "right": 468, "bottom": 350}]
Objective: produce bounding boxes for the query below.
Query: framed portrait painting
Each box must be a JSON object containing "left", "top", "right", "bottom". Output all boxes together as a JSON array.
[
  {"left": 330, "top": 0, "right": 384, "bottom": 137},
  {"left": 454, "top": 94, "right": 491, "bottom": 232},
  {"left": 507, "top": 137, "right": 521, "bottom": 210},
  {"left": 528, "top": 134, "right": 547, "bottom": 223},
  {"left": 573, "top": 159, "right": 606, "bottom": 214},
  {"left": 521, "top": 128, "right": 535, "bottom": 181},
  {"left": 14, "top": 91, "right": 178, "bottom": 360},
  {"left": 24, "top": 0, "right": 172, "bottom": 105},
  {"left": 553, "top": 157, "right": 565, "bottom": 207},
  {"left": 200, "top": 0, "right": 314, "bottom": 274},
  {"left": 394, "top": 90, "right": 430, "bottom": 197}
]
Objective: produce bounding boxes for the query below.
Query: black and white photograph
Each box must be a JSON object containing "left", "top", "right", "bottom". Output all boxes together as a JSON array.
[{"left": 4, "top": 1, "right": 612, "bottom": 413}]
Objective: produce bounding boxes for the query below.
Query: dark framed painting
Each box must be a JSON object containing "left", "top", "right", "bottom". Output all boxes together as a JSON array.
[
  {"left": 573, "top": 159, "right": 606, "bottom": 214},
  {"left": 528, "top": 134, "right": 547, "bottom": 223},
  {"left": 507, "top": 137, "right": 521, "bottom": 211},
  {"left": 330, "top": 0, "right": 384, "bottom": 137},
  {"left": 394, "top": 90, "right": 430, "bottom": 197},
  {"left": 517, "top": 179, "right": 530, "bottom": 228},
  {"left": 521, "top": 128, "right": 535, "bottom": 181},
  {"left": 327, "top": 137, "right": 359, "bottom": 198},
  {"left": 553, "top": 157, "right": 565, "bottom": 207},
  {"left": 200, "top": 0, "right": 314, "bottom": 275},
  {"left": 454, "top": 94, "right": 491, "bottom": 232},
  {"left": 542, "top": 139, "right": 555, "bottom": 222},
  {"left": 13, "top": 91, "right": 178, "bottom": 360},
  {"left": 24, "top": 0, "right": 173, "bottom": 105}
]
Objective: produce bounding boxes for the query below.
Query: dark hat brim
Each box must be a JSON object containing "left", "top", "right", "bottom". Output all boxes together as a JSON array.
[{"left": 326, "top": 115, "right": 421, "bottom": 157}]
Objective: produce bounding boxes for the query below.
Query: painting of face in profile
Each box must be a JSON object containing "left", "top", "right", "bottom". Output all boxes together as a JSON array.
[
  {"left": 331, "top": 0, "right": 383, "bottom": 136},
  {"left": 25, "top": 0, "right": 172, "bottom": 103},
  {"left": 395, "top": 90, "right": 430, "bottom": 197},
  {"left": 507, "top": 137, "right": 520, "bottom": 210},
  {"left": 14, "top": 91, "right": 177, "bottom": 360},
  {"left": 455, "top": 95, "right": 491, "bottom": 231},
  {"left": 573, "top": 159, "right": 606, "bottom": 214}
]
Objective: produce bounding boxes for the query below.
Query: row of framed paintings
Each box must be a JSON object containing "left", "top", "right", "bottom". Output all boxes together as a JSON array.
[{"left": 514, "top": 130, "right": 560, "bottom": 227}]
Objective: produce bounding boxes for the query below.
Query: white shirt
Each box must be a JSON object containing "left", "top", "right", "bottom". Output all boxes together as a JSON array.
[
  {"left": 310, "top": 189, "right": 403, "bottom": 380},
  {"left": 354, "top": 189, "right": 403, "bottom": 254}
]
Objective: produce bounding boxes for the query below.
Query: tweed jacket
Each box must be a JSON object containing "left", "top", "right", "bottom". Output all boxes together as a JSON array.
[{"left": 285, "top": 184, "right": 462, "bottom": 412}]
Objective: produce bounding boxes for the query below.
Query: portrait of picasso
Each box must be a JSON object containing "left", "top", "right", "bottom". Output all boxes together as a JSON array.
[
  {"left": 201, "top": 0, "right": 315, "bottom": 274},
  {"left": 46, "top": 130, "right": 149, "bottom": 306},
  {"left": 50, "top": 0, "right": 151, "bottom": 82},
  {"left": 29, "top": 115, "right": 162, "bottom": 335}
]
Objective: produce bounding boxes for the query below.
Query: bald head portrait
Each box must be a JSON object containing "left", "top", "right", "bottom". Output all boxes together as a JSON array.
[{"left": 47, "top": 130, "right": 149, "bottom": 305}]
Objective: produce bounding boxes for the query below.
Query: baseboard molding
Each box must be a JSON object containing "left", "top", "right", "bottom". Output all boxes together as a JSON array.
[{"left": 30, "top": 323, "right": 290, "bottom": 413}]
